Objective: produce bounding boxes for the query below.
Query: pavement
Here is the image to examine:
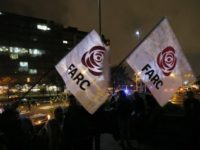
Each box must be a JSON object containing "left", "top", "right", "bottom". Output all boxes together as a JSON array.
[
  {"left": 100, "top": 133, "right": 155, "bottom": 150},
  {"left": 100, "top": 113, "right": 200, "bottom": 150}
]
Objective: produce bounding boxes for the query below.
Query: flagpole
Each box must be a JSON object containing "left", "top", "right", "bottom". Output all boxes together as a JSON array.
[
  {"left": 112, "top": 17, "right": 167, "bottom": 75},
  {"left": 98, "top": 0, "right": 102, "bottom": 35}
]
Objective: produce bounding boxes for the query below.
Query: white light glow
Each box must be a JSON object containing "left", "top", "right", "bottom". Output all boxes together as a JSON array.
[
  {"left": 20, "top": 62, "right": 28, "bottom": 67},
  {"left": 63, "top": 40, "right": 68, "bottom": 44},
  {"left": 184, "top": 81, "right": 188, "bottom": 85},
  {"left": 29, "top": 69, "right": 37, "bottom": 74},
  {"left": 135, "top": 30, "right": 140, "bottom": 36},
  {"left": 37, "top": 24, "right": 51, "bottom": 31},
  {"left": 29, "top": 49, "right": 44, "bottom": 56}
]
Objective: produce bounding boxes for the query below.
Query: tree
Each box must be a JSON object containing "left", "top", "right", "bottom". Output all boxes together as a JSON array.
[{"left": 111, "top": 65, "right": 133, "bottom": 88}]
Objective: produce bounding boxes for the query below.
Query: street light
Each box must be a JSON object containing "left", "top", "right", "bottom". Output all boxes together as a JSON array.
[
  {"left": 135, "top": 29, "right": 141, "bottom": 41},
  {"left": 134, "top": 30, "right": 141, "bottom": 91},
  {"left": 135, "top": 71, "right": 141, "bottom": 92}
]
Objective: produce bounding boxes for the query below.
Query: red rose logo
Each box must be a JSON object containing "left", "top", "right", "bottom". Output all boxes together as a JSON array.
[
  {"left": 81, "top": 46, "right": 106, "bottom": 76},
  {"left": 157, "top": 46, "right": 177, "bottom": 76}
]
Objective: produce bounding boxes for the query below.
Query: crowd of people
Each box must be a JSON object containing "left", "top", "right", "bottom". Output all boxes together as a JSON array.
[{"left": 0, "top": 90, "right": 200, "bottom": 150}]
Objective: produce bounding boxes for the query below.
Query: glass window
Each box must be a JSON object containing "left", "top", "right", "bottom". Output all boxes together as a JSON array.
[
  {"left": 10, "top": 53, "right": 19, "bottom": 59},
  {"left": 37, "top": 24, "right": 51, "bottom": 31},
  {"left": 29, "top": 69, "right": 37, "bottom": 74},
  {"left": 29, "top": 49, "right": 45, "bottom": 56},
  {"left": 19, "top": 62, "right": 28, "bottom": 72},
  {"left": 20, "top": 62, "right": 28, "bottom": 67}
]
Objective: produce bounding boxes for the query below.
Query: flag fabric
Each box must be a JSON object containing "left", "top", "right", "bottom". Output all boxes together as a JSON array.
[
  {"left": 56, "top": 30, "right": 109, "bottom": 114},
  {"left": 126, "top": 18, "right": 195, "bottom": 106}
]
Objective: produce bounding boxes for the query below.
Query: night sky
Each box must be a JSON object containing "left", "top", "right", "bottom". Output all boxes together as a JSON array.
[{"left": 0, "top": 0, "right": 200, "bottom": 76}]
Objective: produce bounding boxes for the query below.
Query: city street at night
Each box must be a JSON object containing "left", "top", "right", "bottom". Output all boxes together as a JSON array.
[{"left": 1, "top": 0, "right": 200, "bottom": 150}]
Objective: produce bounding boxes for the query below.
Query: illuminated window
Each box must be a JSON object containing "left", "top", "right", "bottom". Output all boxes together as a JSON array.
[
  {"left": 9, "top": 47, "right": 28, "bottom": 54},
  {"left": 29, "top": 49, "right": 45, "bottom": 56},
  {"left": 20, "top": 62, "right": 28, "bottom": 67},
  {"left": 19, "top": 62, "right": 28, "bottom": 72},
  {"left": 13, "top": 47, "right": 20, "bottom": 53},
  {"left": 0, "top": 46, "right": 8, "bottom": 52},
  {"left": 29, "top": 69, "right": 37, "bottom": 74},
  {"left": 1, "top": 46, "right": 44, "bottom": 57},
  {"left": 37, "top": 24, "right": 51, "bottom": 31},
  {"left": 63, "top": 40, "right": 68, "bottom": 44},
  {"left": 10, "top": 53, "right": 19, "bottom": 59},
  {"left": 27, "top": 77, "right": 31, "bottom": 83}
]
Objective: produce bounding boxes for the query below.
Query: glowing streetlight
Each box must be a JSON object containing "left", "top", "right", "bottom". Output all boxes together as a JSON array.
[
  {"left": 135, "top": 72, "right": 141, "bottom": 91},
  {"left": 184, "top": 80, "right": 188, "bottom": 86},
  {"left": 27, "top": 77, "right": 31, "bottom": 83},
  {"left": 135, "top": 29, "right": 141, "bottom": 40}
]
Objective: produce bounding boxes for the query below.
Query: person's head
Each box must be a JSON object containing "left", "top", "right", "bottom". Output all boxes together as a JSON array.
[
  {"left": 118, "top": 90, "right": 127, "bottom": 98},
  {"left": 186, "top": 90, "right": 194, "bottom": 99},
  {"left": 3, "top": 105, "right": 20, "bottom": 120},
  {"left": 54, "top": 106, "right": 64, "bottom": 122},
  {"left": 68, "top": 94, "right": 77, "bottom": 106},
  {"left": 133, "top": 91, "right": 140, "bottom": 99}
]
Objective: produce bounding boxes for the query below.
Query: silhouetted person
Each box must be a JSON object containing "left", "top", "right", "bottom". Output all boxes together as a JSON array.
[
  {"left": 116, "top": 90, "right": 133, "bottom": 150},
  {"left": 1, "top": 105, "right": 34, "bottom": 150},
  {"left": 183, "top": 91, "right": 200, "bottom": 148},
  {"left": 129, "top": 92, "right": 149, "bottom": 148},
  {"left": 46, "top": 106, "right": 64, "bottom": 150},
  {"left": 143, "top": 94, "right": 161, "bottom": 139},
  {"left": 63, "top": 95, "right": 93, "bottom": 150},
  {"left": 133, "top": 92, "right": 147, "bottom": 118}
]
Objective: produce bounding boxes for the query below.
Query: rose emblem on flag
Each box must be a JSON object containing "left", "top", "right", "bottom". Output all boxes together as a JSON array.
[
  {"left": 81, "top": 46, "right": 106, "bottom": 76},
  {"left": 157, "top": 46, "right": 177, "bottom": 76}
]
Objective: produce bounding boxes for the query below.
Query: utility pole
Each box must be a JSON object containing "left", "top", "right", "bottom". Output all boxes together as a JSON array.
[{"left": 98, "top": 0, "right": 102, "bottom": 35}]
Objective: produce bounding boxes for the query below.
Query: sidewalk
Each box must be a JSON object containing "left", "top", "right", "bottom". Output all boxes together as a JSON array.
[{"left": 100, "top": 133, "right": 155, "bottom": 150}]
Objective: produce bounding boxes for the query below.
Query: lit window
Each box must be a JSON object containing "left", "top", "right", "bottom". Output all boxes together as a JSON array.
[
  {"left": 9, "top": 47, "right": 13, "bottom": 53},
  {"left": 19, "top": 62, "right": 28, "bottom": 72},
  {"left": 27, "top": 77, "right": 31, "bottom": 83},
  {"left": 0, "top": 12, "right": 2, "bottom": 15},
  {"left": 29, "top": 69, "right": 37, "bottom": 74},
  {"left": 0, "top": 46, "right": 8, "bottom": 52},
  {"left": 10, "top": 53, "right": 19, "bottom": 59},
  {"left": 37, "top": 24, "right": 51, "bottom": 31},
  {"left": 33, "top": 49, "right": 40, "bottom": 55},
  {"left": 14, "top": 47, "right": 20, "bottom": 53},
  {"left": 9, "top": 47, "right": 28, "bottom": 54},
  {"left": 21, "top": 48, "right": 28, "bottom": 54},
  {"left": 29, "top": 49, "right": 45, "bottom": 56},
  {"left": 63, "top": 40, "right": 68, "bottom": 44},
  {"left": 20, "top": 62, "right": 28, "bottom": 67}
]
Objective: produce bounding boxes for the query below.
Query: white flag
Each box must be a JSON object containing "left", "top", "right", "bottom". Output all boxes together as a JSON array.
[
  {"left": 56, "top": 30, "right": 109, "bottom": 114},
  {"left": 126, "top": 18, "right": 195, "bottom": 106}
]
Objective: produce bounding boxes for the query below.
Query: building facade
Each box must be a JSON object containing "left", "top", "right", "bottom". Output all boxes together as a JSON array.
[{"left": 0, "top": 11, "right": 87, "bottom": 98}]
